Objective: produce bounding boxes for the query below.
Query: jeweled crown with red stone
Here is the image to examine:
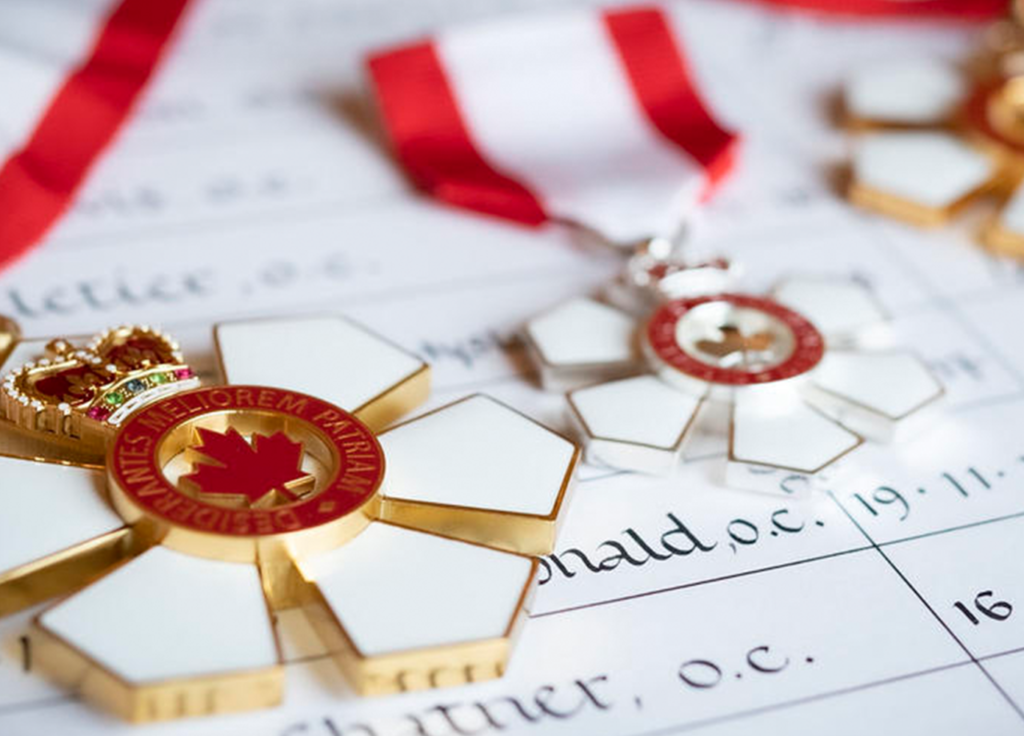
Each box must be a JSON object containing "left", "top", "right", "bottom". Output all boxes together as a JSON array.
[{"left": 1, "top": 325, "right": 198, "bottom": 444}]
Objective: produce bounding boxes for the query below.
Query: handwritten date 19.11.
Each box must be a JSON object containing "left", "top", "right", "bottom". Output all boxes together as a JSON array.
[{"left": 848, "top": 464, "right": 1014, "bottom": 524}]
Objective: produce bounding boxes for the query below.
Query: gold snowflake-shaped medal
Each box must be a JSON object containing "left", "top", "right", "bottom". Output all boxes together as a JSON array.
[
  {"left": 844, "top": 15, "right": 1024, "bottom": 257},
  {"left": 0, "top": 315, "right": 578, "bottom": 722}
]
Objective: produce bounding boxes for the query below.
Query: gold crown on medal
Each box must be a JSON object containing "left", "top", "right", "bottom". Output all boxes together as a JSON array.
[{"left": 1, "top": 325, "right": 198, "bottom": 441}]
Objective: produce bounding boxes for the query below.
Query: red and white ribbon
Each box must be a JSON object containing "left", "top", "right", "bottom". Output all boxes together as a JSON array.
[
  {"left": 0, "top": 0, "right": 1007, "bottom": 273},
  {"left": 366, "top": 2, "right": 1007, "bottom": 243},
  {"left": 0, "top": 0, "right": 189, "bottom": 271},
  {"left": 367, "top": 7, "right": 739, "bottom": 244}
]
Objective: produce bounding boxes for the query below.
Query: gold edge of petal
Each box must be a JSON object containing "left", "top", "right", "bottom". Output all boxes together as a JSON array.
[
  {"left": 352, "top": 363, "right": 432, "bottom": 432},
  {"left": 30, "top": 623, "right": 283, "bottom": 723},
  {"left": 257, "top": 539, "right": 320, "bottom": 611},
  {"left": 847, "top": 181, "right": 967, "bottom": 228},
  {"left": 379, "top": 499, "right": 557, "bottom": 557},
  {"left": 376, "top": 390, "right": 574, "bottom": 450},
  {"left": 212, "top": 314, "right": 359, "bottom": 384},
  {"left": 374, "top": 391, "right": 479, "bottom": 435},
  {"left": 0, "top": 527, "right": 141, "bottom": 617},
  {"left": 0, "top": 423, "right": 107, "bottom": 467},
  {"left": 843, "top": 114, "right": 946, "bottom": 132},
  {"left": 255, "top": 556, "right": 289, "bottom": 664},
  {"left": 981, "top": 216, "right": 1024, "bottom": 259},
  {"left": 301, "top": 560, "right": 536, "bottom": 696},
  {"left": 377, "top": 393, "right": 579, "bottom": 554},
  {"left": 0, "top": 318, "right": 20, "bottom": 371}
]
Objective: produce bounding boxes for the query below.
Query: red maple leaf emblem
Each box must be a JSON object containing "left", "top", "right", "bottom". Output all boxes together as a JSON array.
[{"left": 180, "top": 427, "right": 314, "bottom": 508}]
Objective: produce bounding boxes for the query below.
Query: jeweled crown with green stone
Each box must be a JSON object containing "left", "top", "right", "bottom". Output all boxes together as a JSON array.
[{"left": 1, "top": 325, "right": 199, "bottom": 445}]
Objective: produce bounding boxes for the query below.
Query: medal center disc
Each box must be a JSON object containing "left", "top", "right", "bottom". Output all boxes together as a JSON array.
[
  {"left": 645, "top": 294, "right": 825, "bottom": 387},
  {"left": 675, "top": 302, "right": 796, "bottom": 372},
  {"left": 107, "top": 385, "right": 385, "bottom": 561}
]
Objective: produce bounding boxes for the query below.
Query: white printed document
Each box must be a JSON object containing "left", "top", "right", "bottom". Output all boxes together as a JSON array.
[{"left": 1, "top": 1, "right": 1023, "bottom": 734}]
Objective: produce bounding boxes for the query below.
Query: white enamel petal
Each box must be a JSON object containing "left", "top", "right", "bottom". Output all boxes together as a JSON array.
[
  {"left": 806, "top": 351, "right": 943, "bottom": 442},
  {"left": 300, "top": 523, "right": 532, "bottom": 656},
  {"left": 773, "top": 277, "right": 890, "bottom": 347},
  {"left": 568, "top": 375, "right": 700, "bottom": 475},
  {"left": 846, "top": 60, "right": 965, "bottom": 125},
  {"left": 379, "top": 395, "right": 575, "bottom": 516},
  {"left": 216, "top": 316, "right": 424, "bottom": 412},
  {"left": 729, "top": 395, "right": 861, "bottom": 491},
  {"left": 40, "top": 547, "right": 278, "bottom": 683},
  {"left": 0, "top": 457, "right": 122, "bottom": 574},
  {"left": 525, "top": 298, "right": 638, "bottom": 389},
  {"left": 852, "top": 131, "right": 993, "bottom": 210}
]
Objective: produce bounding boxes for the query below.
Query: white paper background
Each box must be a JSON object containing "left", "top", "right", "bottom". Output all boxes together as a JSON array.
[{"left": 1, "top": 1, "right": 1023, "bottom": 734}]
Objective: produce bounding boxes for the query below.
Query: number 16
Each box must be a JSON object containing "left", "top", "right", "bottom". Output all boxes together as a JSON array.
[{"left": 953, "top": 591, "right": 1013, "bottom": 625}]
